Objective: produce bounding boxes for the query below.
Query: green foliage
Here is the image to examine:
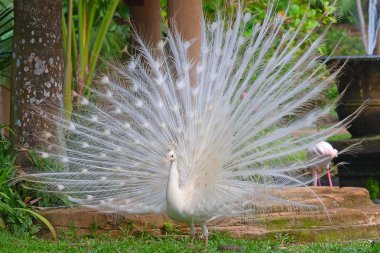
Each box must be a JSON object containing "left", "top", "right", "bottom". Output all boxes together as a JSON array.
[
  {"left": 203, "top": 0, "right": 337, "bottom": 38},
  {"left": 275, "top": 233, "right": 295, "bottom": 245},
  {"left": 0, "top": 125, "right": 41, "bottom": 236},
  {"left": 0, "top": 125, "right": 56, "bottom": 238},
  {"left": 62, "top": 0, "right": 130, "bottom": 67},
  {"left": 367, "top": 177, "right": 380, "bottom": 200},
  {"left": 62, "top": 0, "right": 123, "bottom": 116},
  {"left": 326, "top": 84, "right": 339, "bottom": 101},
  {"left": 327, "top": 133, "right": 351, "bottom": 142},
  {"left": 335, "top": 0, "right": 365, "bottom": 24},
  {"left": 96, "top": 1, "right": 130, "bottom": 61},
  {"left": 23, "top": 152, "right": 72, "bottom": 207},
  {"left": 321, "top": 27, "right": 365, "bottom": 56},
  {"left": 0, "top": 5, "right": 13, "bottom": 88},
  {"left": 162, "top": 221, "right": 180, "bottom": 235},
  {"left": 202, "top": 1, "right": 366, "bottom": 58}
]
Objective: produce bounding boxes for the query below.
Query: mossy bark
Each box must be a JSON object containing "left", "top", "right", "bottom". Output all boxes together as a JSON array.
[{"left": 11, "top": 0, "right": 64, "bottom": 167}]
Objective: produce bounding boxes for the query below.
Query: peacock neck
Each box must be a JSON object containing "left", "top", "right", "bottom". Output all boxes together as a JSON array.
[
  {"left": 166, "top": 160, "right": 183, "bottom": 214},
  {"left": 167, "top": 160, "right": 180, "bottom": 192}
]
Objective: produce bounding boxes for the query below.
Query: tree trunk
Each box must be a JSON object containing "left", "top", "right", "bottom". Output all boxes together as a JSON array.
[
  {"left": 167, "top": 0, "right": 202, "bottom": 64},
  {"left": 126, "top": 0, "right": 162, "bottom": 56},
  {"left": 167, "top": 0, "right": 202, "bottom": 85},
  {"left": 0, "top": 86, "right": 10, "bottom": 136},
  {"left": 356, "top": 0, "right": 367, "bottom": 53},
  {"left": 11, "top": 0, "right": 64, "bottom": 167}
]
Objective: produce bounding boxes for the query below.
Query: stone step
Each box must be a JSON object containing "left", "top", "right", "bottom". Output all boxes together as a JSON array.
[
  {"left": 214, "top": 223, "right": 380, "bottom": 242},
  {"left": 37, "top": 187, "right": 380, "bottom": 242},
  {"left": 213, "top": 209, "right": 369, "bottom": 229}
]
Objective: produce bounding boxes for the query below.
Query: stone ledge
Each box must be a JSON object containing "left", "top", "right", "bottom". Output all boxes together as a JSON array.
[{"left": 37, "top": 187, "right": 380, "bottom": 242}]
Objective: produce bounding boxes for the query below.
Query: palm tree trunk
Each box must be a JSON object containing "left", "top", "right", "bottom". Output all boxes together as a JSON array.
[
  {"left": 167, "top": 0, "right": 202, "bottom": 86},
  {"left": 127, "top": 0, "right": 162, "bottom": 54},
  {"left": 167, "top": 0, "right": 202, "bottom": 64},
  {"left": 11, "top": 0, "right": 64, "bottom": 167}
]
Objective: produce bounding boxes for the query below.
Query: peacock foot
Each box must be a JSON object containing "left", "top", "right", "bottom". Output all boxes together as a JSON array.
[
  {"left": 190, "top": 236, "right": 195, "bottom": 249},
  {"left": 203, "top": 234, "right": 208, "bottom": 253}
]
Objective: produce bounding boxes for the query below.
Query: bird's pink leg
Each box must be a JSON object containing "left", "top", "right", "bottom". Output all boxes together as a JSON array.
[
  {"left": 317, "top": 170, "right": 321, "bottom": 186},
  {"left": 327, "top": 164, "right": 333, "bottom": 187}
]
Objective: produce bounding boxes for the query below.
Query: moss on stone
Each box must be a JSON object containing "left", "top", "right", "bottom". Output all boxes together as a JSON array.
[
  {"left": 265, "top": 218, "right": 291, "bottom": 229},
  {"left": 301, "top": 219, "right": 320, "bottom": 229}
]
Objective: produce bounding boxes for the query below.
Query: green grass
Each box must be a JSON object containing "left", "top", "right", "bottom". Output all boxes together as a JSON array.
[
  {"left": 327, "top": 133, "right": 352, "bottom": 142},
  {"left": 1, "top": 230, "right": 380, "bottom": 253}
]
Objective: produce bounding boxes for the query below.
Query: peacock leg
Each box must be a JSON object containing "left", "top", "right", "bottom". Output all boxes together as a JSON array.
[
  {"left": 201, "top": 223, "right": 209, "bottom": 253},
  {"left": 312, "top": 168, "right": 318, "bottom": 186},
  {"left": 189, "top": 223, "right": 196, "bottom": 249},
  {"left": 326, "top": 164, "right": 333, "bottom": 187}
]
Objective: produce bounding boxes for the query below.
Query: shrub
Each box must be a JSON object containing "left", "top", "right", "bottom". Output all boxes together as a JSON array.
[{"left": 0, "top": 124, "right": 56, "bottom": 238}]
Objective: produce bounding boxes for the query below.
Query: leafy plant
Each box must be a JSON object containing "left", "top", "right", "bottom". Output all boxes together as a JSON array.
[
  {"left": 275, "top": 233, "right": 295, "bottom": 245},
  {"left": 62, "top": 0, "right": 120, "bottom": 116},
  {"left": 333, "top": 0, "right": 380, "bottom": 55},
  {"left": 336, "top": 0, "right": 362, "bottom": 24},
  {"left": 59, "top": 224, "right": 80, "bottom": 240},
  {"left": 162, "top": 221, "right": 180, "bottom": 235},
  {"left": 0, "top": 6, "right": 13, "bottom": 88},
  {"left": 22, "top": 151, "right": 72, "bottom": 207},
  {"left": 203, "top": 0, "right": 337, "bottom": 38},
  {"left": 367, "top": 177, "right": 380, "bottom": 200},
  {"left": 0, "top": 124, "right": 56, "bottom": 238}
]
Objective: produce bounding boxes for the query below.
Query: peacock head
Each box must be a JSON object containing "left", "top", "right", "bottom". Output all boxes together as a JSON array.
[
  {"left": 167, "top": 150, "right": 176, "bottom": 162},
  {"left": 332, "top": 149, "right": 338, "bottom": 157}
]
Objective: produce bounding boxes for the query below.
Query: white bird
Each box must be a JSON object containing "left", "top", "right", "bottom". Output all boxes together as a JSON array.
[
  {"left": 166, "top": 150, "right": 211, "bottom": 249},
  {"left": 21, "top": 6, "right": 363, "bottom": 252},
  {"left": 307, "top": 141, "right": 338, "bottom": 187}
]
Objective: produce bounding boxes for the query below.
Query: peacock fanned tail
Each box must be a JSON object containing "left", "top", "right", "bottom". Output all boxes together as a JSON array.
[{"left": 21, "top": 7, "right": 362, "bottom": 216}]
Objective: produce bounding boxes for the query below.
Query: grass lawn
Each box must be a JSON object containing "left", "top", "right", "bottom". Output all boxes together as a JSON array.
[{"left": 1, "top": 230, "right": 380, "bottom": 253}]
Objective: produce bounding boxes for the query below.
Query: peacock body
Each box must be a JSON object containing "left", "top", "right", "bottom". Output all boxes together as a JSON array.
[{"left": 22, "top": 6, "right": 362, "bottom": 251}]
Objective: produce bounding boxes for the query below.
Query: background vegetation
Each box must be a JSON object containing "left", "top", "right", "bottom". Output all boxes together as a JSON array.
[
  {"left": 0, "top": 2, "right": 13, "bottom": 88},
  {"left": 0, "top": 125, "right": 56, "bottom": 238},
  {"left": 0, "top": 0, "right": 367, "bottom": 89}
]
